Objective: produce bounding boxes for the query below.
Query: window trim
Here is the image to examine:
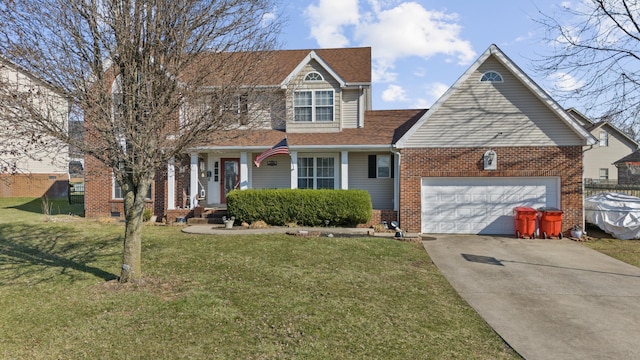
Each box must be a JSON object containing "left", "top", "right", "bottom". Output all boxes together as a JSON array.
[
  {"left": 293, "top": 89, "right": 335, "bottom": 122},
  {"left": 304, "top": 71, "right": 324, "bottom": 82},
  {"left": 377, "top": 154, "right": 391, "bottom": 178},
  {"left": 599, "top": 131, "right": 609, "bottom": 147},
  {"left": 599, "top": 168, "right": 609, "bottom": 180},
  {"left": 112, "top": 175, "right": 153, "bottom": 200},
  {"left": 297, "top": 155, "right": 338, "bottom": 189},
  {"left": 368, "top": 154, "right": 394, "bottom": 179},
  {"left": 480, "top": 71, "right": 503, "bottom": 83}
]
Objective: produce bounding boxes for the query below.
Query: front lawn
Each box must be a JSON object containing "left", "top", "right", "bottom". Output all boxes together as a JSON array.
[{"left": 0, "top": 198, "right": 519, "bottom": 359}]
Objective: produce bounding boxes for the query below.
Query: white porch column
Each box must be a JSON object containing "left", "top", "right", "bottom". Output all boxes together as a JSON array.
[
  {"left": 240, "top": 152, "right": 249, "bottom": 190},
  {"left": 290, "top": 151, "right": 298, "bottom": 189},
  {"left": 190, "top": 153, "right": 198, "bottom": 208},
  {"left": 341, "top": 151, "right": 349, "bottom": 190},
  {"left": 167, "top": 157, "right": 175, "bottom": 210}
]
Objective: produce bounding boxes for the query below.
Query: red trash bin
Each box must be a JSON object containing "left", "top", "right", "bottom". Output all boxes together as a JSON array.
[
  {"left": 513, "top": 207, "right": 537, "bottom": 239},
  {"left": 538, "top": 207, "right": 563, "bottom": 239}
]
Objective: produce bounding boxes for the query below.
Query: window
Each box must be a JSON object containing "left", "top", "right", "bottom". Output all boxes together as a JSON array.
[
  {"left": 599, "top": 168, "right": 609, "bottom": 180},
  {"left": 599, "top": 131, "right": 608, "bottom": 146},
  {"left": 113, "top": 177, "right": 152, "bottom": 200},
  {"left": 480, "top": 71, "right": 503, "bottom": 82},
  {"left": 222, "top": 94, "right": 248, "bottom": 115},
  {"left": 298, "top": 156, "right": 335, "bottom": 189},
  {"left": 294, "top": 90, "right": 334, "bottom": 122},
  {"left": 304, "top": 72, "right": 323, "bottom": 81},
  {"left": 222, "top": 93, "right": 249, "bottom": 125},
  {"left": 368, "top": 155, "right": 394, "bottom": 178}
]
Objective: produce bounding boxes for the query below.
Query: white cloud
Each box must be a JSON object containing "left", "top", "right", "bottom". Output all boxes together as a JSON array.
[
  {"left": 355, "top": 2, "right": 476, "bottom": 65},
  {"left": 410, "top": 82, "right": 449, "bottom": 108},
  {"left": 381, "top": 84, "right": 407, "bottom": 102},
  {"left": 372, "top": 59, "right": 397, "bottom": 83},
  {"left": 261, "top": 12, "right": 276, "bottom": 26},
  {"left": 303, "top": 1, "right": 476, "bottom": 83},
  {"left": 556, "top": 25, "right": 580, "bottom": 46},
  {"left": 413, "top": 67, "right": 426, "bottom": 77},
  {"left": 425, "top": 82, "right": 449, "bottom": 102},
  {"left": 304, "top": 0, "right": 359, "bottom": 48},
  {"left": 549, "top": 72, "right": 585, "bottom": 92},
  {"left": 412, "top": 98, "right": 431, "bottom": 109}
]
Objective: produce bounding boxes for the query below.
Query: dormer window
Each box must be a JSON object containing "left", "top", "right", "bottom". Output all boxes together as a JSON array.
[
  {"left": 304, "top": 72, "right": 323, "bottom": 82},
  {"left": 480, "top": 71, "right": 503, "bottom": 83},
  {"left": 294, "top": 90, "right": 334, "bottom": 122}
]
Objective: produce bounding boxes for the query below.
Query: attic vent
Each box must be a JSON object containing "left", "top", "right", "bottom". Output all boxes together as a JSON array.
[
  {"left": 304, "top": 72, "right": 323, "bottom": 81},
  {"left": 480, "top": 71, "right": 503, "bottom": 83}
]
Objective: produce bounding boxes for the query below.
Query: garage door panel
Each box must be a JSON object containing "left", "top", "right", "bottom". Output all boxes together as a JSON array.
[{"left": 421, "top": 177, "right": 559, "bottom": 234}]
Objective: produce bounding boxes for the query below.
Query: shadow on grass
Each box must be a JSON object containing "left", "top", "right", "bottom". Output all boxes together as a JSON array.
[
  {"left": 0, "top": 223, "right": 118, "bottom": 284},
  {"left": 7, "top": 197, "right": 85, "bottom": 217}
]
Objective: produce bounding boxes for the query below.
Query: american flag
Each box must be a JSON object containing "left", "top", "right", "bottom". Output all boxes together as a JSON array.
[{"left": 254, "top": 138, "right": 289, "bottom": 167}]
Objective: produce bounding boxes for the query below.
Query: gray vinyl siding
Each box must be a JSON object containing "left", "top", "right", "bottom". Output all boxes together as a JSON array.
[
  {"left": 584, "top": 129, "right": 637, "bottom": 180},
  {"left": 348, "top": 153, "right": 394, "bottom": 209},
  {"left": 250, "top": 91, "right": 286, "bottom": 130},
  {"left": 285, "top": 61, "right": 342, "bottom": 133},
  {"left": 403, "top": 57, "right": 584, "bottom": 148},
  {"left": 251, "top": 154, "right": 292, "bottom": 189},
  {"left": 341, "top": 89, "right": 359, "bottom": 128}
]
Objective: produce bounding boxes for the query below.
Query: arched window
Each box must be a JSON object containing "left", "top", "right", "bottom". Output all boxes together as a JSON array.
[
  {"left": 304, "top": 71, "right": 323, "bottom": 81},
  {"left": 480, "top": 71, "right": 503, "bottom": 83}
]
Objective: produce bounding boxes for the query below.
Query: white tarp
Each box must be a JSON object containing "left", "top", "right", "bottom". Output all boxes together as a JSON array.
[{"left": 585, "top": 192, "right": 640, "bottom": 240}]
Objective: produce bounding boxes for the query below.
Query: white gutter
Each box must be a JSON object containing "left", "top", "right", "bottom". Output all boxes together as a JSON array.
[{"left": 188, "top": 145, "right": 392, "bottom": 152}]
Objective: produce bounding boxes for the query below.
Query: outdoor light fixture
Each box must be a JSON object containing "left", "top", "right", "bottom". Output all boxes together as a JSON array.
[{"left": 484, "top": 150, "right": 497, "bottom": 170}]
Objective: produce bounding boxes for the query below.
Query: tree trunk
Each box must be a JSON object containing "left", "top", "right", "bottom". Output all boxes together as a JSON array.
[{"left": 119, "top": 181, "right": 149, "bottom": 283}]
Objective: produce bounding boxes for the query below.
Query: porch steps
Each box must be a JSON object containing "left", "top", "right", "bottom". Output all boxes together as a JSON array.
[{"left": 187, "top": 207, "right": 228, "bottom": 225}]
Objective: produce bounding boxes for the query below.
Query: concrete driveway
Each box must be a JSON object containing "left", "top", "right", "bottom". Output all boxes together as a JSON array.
[{"left": 422, "top": 235, "right": 640, "bottom": 360}]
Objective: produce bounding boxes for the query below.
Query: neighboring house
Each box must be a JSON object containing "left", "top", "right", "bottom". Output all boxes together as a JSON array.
[
  {"left": 566, "top": 108, "right": 638, "bottom": 182},
  {"left": 0, "top": 57, "right": 70, "bottom": 198},
  {"left": 613, "top": 150, "right": 640, "bottom": 185},
  {"left": 85, "top": 44, "right": 596, "bottom": 235}
]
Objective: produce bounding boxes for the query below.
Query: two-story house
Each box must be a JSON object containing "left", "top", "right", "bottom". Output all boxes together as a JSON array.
[
  {"left": 566, "top": 108, "right": 638, "bottom": 183},
  {"left": 85, "top": 45, "right": 596, "bottom": 235},
  {"left": 0, "top": 56, "right": 70, "bottom": 198},
  {"left": 85, "top": 47, "right": 409, "bottom": 225}
]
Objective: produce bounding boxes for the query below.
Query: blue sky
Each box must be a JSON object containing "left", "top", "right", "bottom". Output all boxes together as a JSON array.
[{"left": 278, "top": 0, "right": 584, "bottom": 112}]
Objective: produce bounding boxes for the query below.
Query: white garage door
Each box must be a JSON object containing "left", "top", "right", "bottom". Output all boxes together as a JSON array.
[{"left": 421, "top": 177, "right": 560, "bottom": 234}]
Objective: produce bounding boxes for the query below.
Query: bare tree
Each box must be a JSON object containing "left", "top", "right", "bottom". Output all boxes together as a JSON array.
[
  {"left": 536, "top": 0, "right": 640, "bottom": 132},
  {"left": 0, "top": 0, "right": 282, "bottom": 283}
]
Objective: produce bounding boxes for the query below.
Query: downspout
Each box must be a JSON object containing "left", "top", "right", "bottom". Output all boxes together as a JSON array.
[
  {"left": 582, "top": 144, "right": 594, "bottom": 235},
  {"left": 358, "top": 85, "right": 363, "bottom": 128},
  {"left": 391, "top": 146, "right": 401, "bottom": 227}
]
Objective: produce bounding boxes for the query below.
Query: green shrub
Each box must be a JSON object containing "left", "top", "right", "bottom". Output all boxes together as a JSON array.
[
  {"left": 226, "top": 189, "right": 372, "bottom": 227},
  {"left": 143, "top": 208, "right": 153, "bottom": 222}
]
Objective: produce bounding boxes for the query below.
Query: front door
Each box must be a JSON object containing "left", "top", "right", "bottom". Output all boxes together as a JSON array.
[{"left": 221, "top": 158, "right": 240, "bottom": 203}]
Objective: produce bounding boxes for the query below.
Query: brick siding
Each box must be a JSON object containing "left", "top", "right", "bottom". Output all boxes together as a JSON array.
[
  {"left": 84, "top": 155, "right": 164, "bottom": 219},
  {"left": 0, "top": 173, "right": 69, "bottom": 198},
  {"left": 357, "top": 209, "right": 398, "bottom": 228},
  {"left": 399, "top": 146, "right": 583, "bottom": 233}
]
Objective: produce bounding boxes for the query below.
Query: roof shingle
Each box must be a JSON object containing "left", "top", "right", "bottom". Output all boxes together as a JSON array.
[{"left": 196, "top": 109, "right": 427, "bottom": 148}]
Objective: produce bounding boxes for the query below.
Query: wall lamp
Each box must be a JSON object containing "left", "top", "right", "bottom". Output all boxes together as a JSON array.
[{"left": 484, "top": 150, "right": 497, "bottom": 170}]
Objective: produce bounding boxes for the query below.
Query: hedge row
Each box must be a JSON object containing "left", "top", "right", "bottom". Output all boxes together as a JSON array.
[{"left": 226, "top": 189, "right": 372, "bottom": 227}]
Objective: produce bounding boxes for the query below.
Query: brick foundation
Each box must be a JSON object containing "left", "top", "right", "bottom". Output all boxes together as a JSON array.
[{"left": 357, "top": 209, "right": 398, "bottom": 228}]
